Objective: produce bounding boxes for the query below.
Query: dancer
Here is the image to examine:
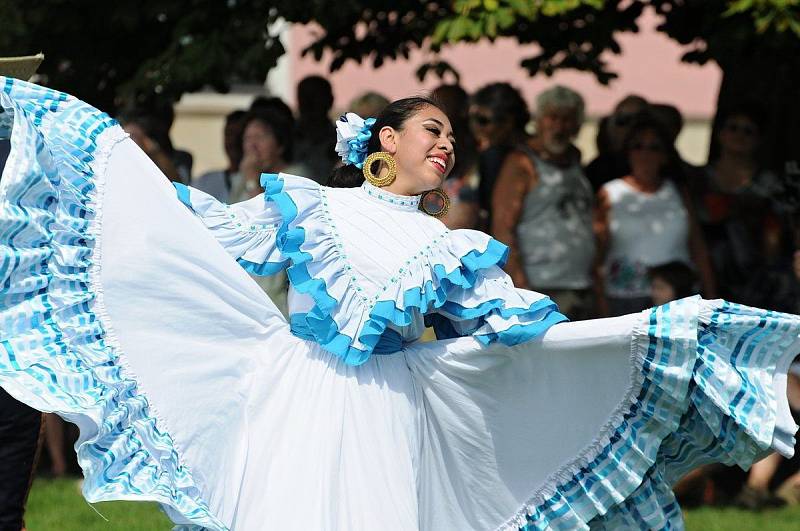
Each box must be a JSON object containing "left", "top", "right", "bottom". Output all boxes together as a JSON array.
[{"left": 1, "top": 77, "right": 798, "bottom": 530}]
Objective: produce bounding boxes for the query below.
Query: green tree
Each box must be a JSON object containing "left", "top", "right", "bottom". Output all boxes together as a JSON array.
[{"left": 0, "top": 0, "right": 284, "bottom": 113}]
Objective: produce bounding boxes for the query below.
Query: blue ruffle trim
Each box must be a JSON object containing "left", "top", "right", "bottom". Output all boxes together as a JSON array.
[
  {"left": 0, "top": 77, "right": 226, "bottom": 530},
  {"left": 509, "top": 297, "right": 800, "bottom": 530},
  {"left": 262, "top": 172, "right": 565, "bottom": 365},
  {"left": 174, "top": 182, "right": 287, "bottom": 277}
]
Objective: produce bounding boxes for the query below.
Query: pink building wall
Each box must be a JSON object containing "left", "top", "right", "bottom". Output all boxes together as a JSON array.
[{"left": 289, "top": 9, "right": 721, "bottom": 119}]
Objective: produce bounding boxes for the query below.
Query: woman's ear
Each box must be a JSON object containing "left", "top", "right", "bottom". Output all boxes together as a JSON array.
[{"left": 378, "top": 126, "right": 398, "bottom": 155}]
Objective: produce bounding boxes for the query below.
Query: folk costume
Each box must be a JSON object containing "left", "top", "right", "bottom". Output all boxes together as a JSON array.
[{"left": 1, "top": 78, "right": 798, "bottom": 530}]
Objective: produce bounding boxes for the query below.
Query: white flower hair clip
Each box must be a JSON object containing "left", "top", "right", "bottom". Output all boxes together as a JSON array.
[{"left": 335, "top": 112, "right": 377, "bottom": 168}]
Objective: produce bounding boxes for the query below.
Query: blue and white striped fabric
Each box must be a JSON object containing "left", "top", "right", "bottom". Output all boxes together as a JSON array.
[
  {"left": 514, "top": 298, "right": 800, "bottom": 530},
  {"left": 0, "top": 77, "right": 225, "bottom": 530}
]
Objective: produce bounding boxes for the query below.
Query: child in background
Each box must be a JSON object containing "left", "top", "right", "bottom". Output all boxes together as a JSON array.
[{"left": 648, "top": 261, "right": 697, "bottom": 306}]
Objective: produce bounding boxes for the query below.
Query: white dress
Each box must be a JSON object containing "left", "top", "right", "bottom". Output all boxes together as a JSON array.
[{"left": 1, "top": 77, "right": 799, "bottom": 531}]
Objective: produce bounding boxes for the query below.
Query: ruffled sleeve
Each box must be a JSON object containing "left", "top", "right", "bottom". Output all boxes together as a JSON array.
[
  {"left": 174, "top": 183, "right": 288, "bottom": 275},
  {"left": 423, "top": 231, "right": 569, "bottom": 345}
]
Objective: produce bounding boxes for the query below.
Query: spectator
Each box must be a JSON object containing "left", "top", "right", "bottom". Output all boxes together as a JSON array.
[
  {"left": 348, "top": 91, "right": 390, "bottom": 120},
  {"left": 151, "top": 101, "right": 194, "bottom": 184},
  {"left": 232, "top": 108, "right": 306, "bottom": 204},
  {"left": 585, "top": 95, "right": 648, "bottom": 191},
  {"left": 431, "top": 83, "right": 480, "bottom": 229},
  {"left": 470, "top": 82, "right": 531, "bottom": 230},
  {"left": 294, "top": 76, "right": 337, "bottom": 184},
  {"left": 119, "top": 111, "right": 182, "bottom": 183},
  {"left": 492, "top": 85, "right": 595, "bottom": 319},
  {"left": 192, "top": 110, "right": 247, "bottom": 202},
  {"left": 732, "top": 246, "right": 800, "bottom": 509},
  {"left": 651, "top": 102, "right": 704, "bottom": 186},
  {"left": 42, "top": 414, "right": 67, "bottom": 477},
  {"left": 250, "top": 95, "right": 295, "bottom": 123},
  {"left": 232, "top": 108, "right": 306, "bottom": 317},
  {"left": 0, "top": 389, "right": 41, "bottom": 531},
  {"left": 594, "top": 115, "right": 715, "bottom": 316},
  {"left": 648, "top": 261, "right": 696, "bottom": 306},
  {"left": 690, "top": 103, "right": 796, "bottom": 311}
]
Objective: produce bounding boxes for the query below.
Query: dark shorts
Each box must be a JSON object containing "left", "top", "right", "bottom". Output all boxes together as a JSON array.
[{"left": 0, "top": 388, "right": 42, "bottom": 531}]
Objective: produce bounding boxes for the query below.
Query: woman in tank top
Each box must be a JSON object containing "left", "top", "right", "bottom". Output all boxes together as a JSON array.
[{"left": 594, "top": 114, "right": 716, "bottom": 316}]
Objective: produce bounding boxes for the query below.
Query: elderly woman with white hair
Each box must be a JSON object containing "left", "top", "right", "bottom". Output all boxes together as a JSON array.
[{"left": 492, "top": 85, "right": 596, "bottom": 319}]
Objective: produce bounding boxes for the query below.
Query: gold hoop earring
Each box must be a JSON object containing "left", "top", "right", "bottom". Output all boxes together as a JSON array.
[
  {"left": 419, "top": 188, "right": 450, "bottom": 218},
  {"left": 362, "top": 152, "right": 397, "bottom": 187}
]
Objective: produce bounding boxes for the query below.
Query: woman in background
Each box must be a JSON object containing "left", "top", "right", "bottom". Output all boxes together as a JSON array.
[{"left": 594, "top": 115, "right": 715, "bottom": 316}]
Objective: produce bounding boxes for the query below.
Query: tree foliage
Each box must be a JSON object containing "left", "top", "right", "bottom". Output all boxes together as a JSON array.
[
  {"left": 0, "top": 0, "right": 798, "bottom": 113},
  {"left": 0, "top": 0, "right": 283, "bottom": 112}
]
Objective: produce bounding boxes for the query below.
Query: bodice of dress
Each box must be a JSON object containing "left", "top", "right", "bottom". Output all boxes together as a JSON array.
[{"left": 175, "top": 173, "right": 567, "bottom": 364}]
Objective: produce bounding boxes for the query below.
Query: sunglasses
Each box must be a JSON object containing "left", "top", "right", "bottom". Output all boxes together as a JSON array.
[
  {"left": 723, "top": 122, "right": 757, "bottom": 136},
  {"left": 469, "top": 114, "right": 495, "bottom": 126},
  {"left": 630, "top": 142, "right": 664, "bottom": 153}
]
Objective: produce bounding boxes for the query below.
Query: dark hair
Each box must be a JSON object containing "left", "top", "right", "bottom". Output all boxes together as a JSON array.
[
  {"left": 708, "top": 101, "right": 767, "bottom": 165},
  {"left": 650, "top": 103, "right": 683, "bottom": 142},
  {"left": 595, "top": 115, "right": 612, "bottom": 154},
  {"left": 327, "top": 96, "right": 445, "bottom": 188},
  {"left": 430, "top": 84, "right": 477, "bottom": 181},
  {"left": 297, "top": 75, "right": 334, "bottom": 115},
  {"left": 431, "top": 84, "right": 469, "bottom": 123},
  {"left": 118, "top": 110, "right": 174, "bottom": 155},
  {"left": 226, "top": 109, "right": 247, "bottom": 125},
  {"left": 471, "top": 82, "right": 530, "bottom": 132},
  {"left": 648, "top": 261, "right": 696, "bottom": 300},
  {"left": 623, "top": 112, "right": 679, "bottom": 175},
  {"left": 239, "top": 108, "right": 295, "bottom": 162},
  {"left": 249, "top": 96, "right": 294, "bottom": 124}
]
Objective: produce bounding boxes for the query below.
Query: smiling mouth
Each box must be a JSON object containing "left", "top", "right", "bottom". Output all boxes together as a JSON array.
[{"left": 427, "top": 156, "right": 447, "bottom": 173}]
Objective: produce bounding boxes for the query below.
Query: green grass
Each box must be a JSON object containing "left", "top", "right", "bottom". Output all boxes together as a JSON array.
[
  {"left": 26, "top": 478, "right": 171, "bottom": 530},
  {"left": 683, "top": 504, "right": 800, "bottom": 531},
  {"left": 26, "top": 477, "right": 800, "bottom": 530}
]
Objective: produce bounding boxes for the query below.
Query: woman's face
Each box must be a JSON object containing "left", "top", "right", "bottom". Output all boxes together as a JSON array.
[
  {"left": 380, "top": 105, "right": 456, "bottom": 194},
  {"left": 242, "top": 120, "right": 284, "bottom": 170},
  {"left": 628, "top": 129, "right": 666, "bottom": 179},
  {"left": 718, "top": 114, "right": 759, "bottom": 157},
  {"left": 469, "top": 104, "right": 513, "bottom": 149}
]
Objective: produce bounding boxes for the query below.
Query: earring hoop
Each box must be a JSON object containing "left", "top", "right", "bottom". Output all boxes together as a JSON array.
[
  {"left": 362, "top": 152, "right": 397, "bottom": 187},
  {"left": 419, "top": 188, "right": 450, "bottom": 218}
]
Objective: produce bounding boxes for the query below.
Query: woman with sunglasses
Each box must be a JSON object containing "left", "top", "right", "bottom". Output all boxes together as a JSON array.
[
  {"left": 691, "top": 104, "right": 795, "bottom": 312},
  {"left": 1, "top": 77, "right": 799, "bottom": 531},
  {"left": 593, "top": 114, "right": 716, "bottom": 317},
  {"left": 469, "top": 82, "right": 530, "bottom": 231}
]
